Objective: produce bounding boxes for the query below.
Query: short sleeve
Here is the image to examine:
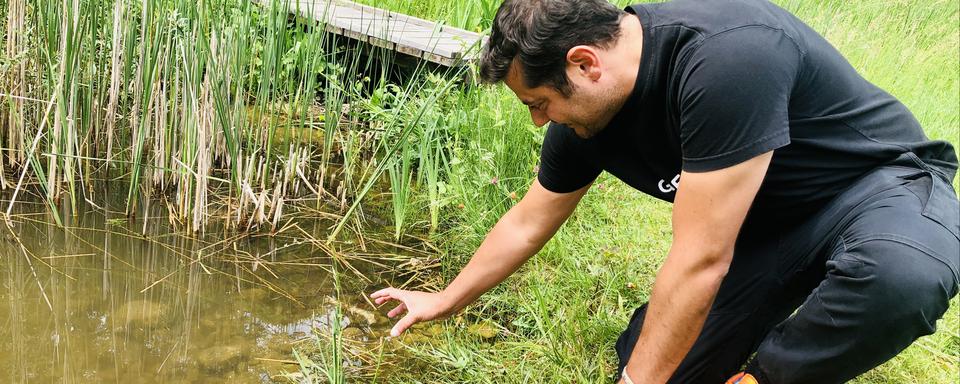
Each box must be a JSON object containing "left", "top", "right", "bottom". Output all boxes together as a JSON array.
[
  {"left": 678, "top": 26, "right": 801, "bottom": 172},
  {"left": 537, "top": 123, "right": 602, "bottom": 193}
]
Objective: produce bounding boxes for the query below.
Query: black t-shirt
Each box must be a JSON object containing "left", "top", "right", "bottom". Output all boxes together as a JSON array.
[{"left": 538, "top": 0, "right": 958, "bottom": 221}]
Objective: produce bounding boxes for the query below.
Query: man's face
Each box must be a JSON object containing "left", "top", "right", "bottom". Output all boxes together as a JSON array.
[{"left": 503, "top": 60, "right": 622, "bottom": 139}]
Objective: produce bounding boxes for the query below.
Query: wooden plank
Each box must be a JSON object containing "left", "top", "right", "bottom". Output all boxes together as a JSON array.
[
  {"left": 330, "top": 21, "right": 464, "bottom": 57},
  {"left": 254, "top": 0, "right": 486, "bottom": 67},
  {"left": 326, "top": 21, "right": 464, "bottom": 57},
  {"left": 313, "top": 0, "right": 479, "bottom": 63}
]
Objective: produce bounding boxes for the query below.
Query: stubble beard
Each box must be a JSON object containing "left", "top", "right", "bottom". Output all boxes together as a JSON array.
[{"left": 571, "top": 88, "right": 629, "bottom": 139}]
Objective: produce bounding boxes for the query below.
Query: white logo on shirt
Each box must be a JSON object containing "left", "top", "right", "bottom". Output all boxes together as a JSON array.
[{"left": 658, "top": 174, "right": 681, "bottom": 193}]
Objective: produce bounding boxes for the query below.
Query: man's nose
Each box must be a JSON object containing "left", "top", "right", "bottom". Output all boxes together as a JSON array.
[{"left": 530, "top": 109, "right": 550, "bottom": 127}]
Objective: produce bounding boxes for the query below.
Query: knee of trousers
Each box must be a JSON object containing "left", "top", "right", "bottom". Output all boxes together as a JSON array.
[{"left": 831, "top": 237, "right": 959, "bottom": 333}]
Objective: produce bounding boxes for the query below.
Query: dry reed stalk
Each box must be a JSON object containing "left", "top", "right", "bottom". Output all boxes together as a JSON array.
[
  {"left": 104, "top": 0, "right": 124, "bottom": 168},
  {"left": 4, "top": 0, "right": 27, "bottom": 175},
  {"left": 270, "top": 179, "right": 285, "bottom": 230},
  {"left": 126, "top": 0, "right": 149, "bottom": 213},
  {"left": 44, "top": 0, "right": 73, "bottom": 203},
  {"left": 175, "top": 65, "right": 193, "bottom": 228},
  {"left": 194, "top": 70, "right": 213, "bottom": 232},
  {"left": 4, "top": 94, "right": 55, "bottom": 223},
  {"left": 152, "top": 46, "right": 170, "bottom": 189},
  {"left": 290, "top": 223, "right": 368, "bottom": 281},
  {"left": 64, "top": 0, "right": 79, "bottom": 210}
]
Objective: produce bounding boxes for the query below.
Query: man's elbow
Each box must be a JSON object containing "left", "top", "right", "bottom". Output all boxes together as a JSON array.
[
  {"left": 670, "top": 246, "right": 734, "bottom": 288},
  {"left": 500, "top": 205, "right": 554, "bottom": 249},
  {"left": 699, "top": 249, "right": 734, "bottom": 286},
  {"left": 705, "top": 253, "right": 732, "bottom": 281}
]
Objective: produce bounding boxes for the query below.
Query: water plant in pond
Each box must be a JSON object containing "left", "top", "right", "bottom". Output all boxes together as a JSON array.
[
  {"left": 0, "top": 0, "right": 468, "bottom": 237},
  {"left": 387, "top": 132, "right": 413, "bottom": 240},
  {"left": 293, "top": 260, "right": 346, "bottom": 384},
  {"left": 326, "top": 67, "right": 467, "bottom": 242}
]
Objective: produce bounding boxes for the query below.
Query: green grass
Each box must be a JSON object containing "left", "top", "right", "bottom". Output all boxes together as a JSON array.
[{"left": 313, "top": 0, "right": 959, "bottom": 383}]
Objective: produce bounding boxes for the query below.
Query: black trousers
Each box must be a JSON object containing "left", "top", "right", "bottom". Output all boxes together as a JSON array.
[{"left": 615, "top": 157, "right": 960, "bottom": 383}]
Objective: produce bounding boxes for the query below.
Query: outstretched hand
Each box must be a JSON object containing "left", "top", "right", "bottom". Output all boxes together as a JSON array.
[{"left": 370, "top": 288, "right": 454, "bottom": 337}]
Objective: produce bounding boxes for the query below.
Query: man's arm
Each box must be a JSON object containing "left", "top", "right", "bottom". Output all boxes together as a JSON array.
[
  {"left": 372, "top": 179, "right": 590, "bottom": 336},
  {"left": 622, "top": 151, "right": 773, "bottom": 383}
]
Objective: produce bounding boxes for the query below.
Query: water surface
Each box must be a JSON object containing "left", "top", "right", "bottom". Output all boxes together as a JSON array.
[{"left": 0, "top": 192, "right": 421, "bottom": 383}]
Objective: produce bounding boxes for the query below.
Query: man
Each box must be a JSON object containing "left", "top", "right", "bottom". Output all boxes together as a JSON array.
[{"left": 371, "top": 0, "right": 960, "bottom": 382}]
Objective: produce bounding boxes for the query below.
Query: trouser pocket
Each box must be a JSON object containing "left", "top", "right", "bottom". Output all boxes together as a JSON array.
[
  {"left": 897, "top": 169, "right": 960, "bottom": 282},
  {"left": 898, "top": 153, "right": 960, "bottom": 240}
]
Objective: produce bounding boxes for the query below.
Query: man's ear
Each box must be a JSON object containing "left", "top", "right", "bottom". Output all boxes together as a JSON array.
[{"left": 566, "top": 45, "right": 602, "bottom": 82}]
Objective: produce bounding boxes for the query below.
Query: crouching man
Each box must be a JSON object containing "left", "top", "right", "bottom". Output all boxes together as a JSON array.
[{"left": 372, "top": 0, "right": 960, "bottom": 382}]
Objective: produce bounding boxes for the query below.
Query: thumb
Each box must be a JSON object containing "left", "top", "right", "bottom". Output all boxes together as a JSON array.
[{"left": 391, "top": 313, "right": 420, "bottom": 337}]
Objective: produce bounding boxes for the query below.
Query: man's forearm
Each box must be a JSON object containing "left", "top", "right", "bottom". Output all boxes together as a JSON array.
[
  {"left": 624, "top": 251, "right": 730, "bottom": 382},
  {"left": 441, "top": 207, "right": 553, "bottom": 313}
]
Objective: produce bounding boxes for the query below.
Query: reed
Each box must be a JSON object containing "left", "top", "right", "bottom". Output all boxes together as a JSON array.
[{"left": 0, "top": 0, "right": 467, "bottom": 237}]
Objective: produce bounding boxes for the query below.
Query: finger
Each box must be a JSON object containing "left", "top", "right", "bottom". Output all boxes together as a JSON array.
[
  {"left": 372, "top": 288, "right": 402, "bottom": 304},
  {"left": 370, "top": 287, "right": 396, "bottom": 299},
  {"left": 373, "top": 289, "right": 407, "bottom": 306},
  {"left": 387, "top": 302, "right": 407, "bottom": 318},
  {"left": 391, "top": 313, "right": 420, "bottom": 337}
]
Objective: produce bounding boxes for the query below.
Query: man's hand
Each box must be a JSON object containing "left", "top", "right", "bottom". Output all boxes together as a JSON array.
[
  {"left": 371, "top": 180, "right": 589, "bottom": 338},
  {"left": 371, "top": 288, "right": 454, "bottom": 336}
]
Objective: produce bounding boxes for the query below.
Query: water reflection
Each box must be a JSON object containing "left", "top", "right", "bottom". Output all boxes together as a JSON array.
[{"left": 0, "top": 194, "right": 413, "bottom": 383}]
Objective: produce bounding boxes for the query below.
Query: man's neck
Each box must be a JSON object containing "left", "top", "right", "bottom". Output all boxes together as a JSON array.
[{"left": 610, "top": 13, "right": 644, "bottom": 101}]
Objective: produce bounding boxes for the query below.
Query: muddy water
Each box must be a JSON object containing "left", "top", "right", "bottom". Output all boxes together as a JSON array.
[{"left": 0, "top": 193, "right": 419, "bottom": 383}]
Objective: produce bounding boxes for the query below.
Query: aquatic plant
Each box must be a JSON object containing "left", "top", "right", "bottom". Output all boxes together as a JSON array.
[{"left": 0, "top": 0, "right": 469, "bottom": 236}]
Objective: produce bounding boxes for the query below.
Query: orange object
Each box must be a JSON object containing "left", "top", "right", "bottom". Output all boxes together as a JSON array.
[{"left": 725, "top": 372, "right": 759, "bottom": 384}]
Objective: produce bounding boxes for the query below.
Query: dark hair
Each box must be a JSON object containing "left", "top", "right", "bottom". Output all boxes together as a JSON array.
[{"left": 479, "top": 0, "right": 625, "bottom": 96}]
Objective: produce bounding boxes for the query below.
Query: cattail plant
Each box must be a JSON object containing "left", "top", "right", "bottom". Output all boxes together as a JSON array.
[{"left": 0, "top": 0, "right": 472, "bottom": 238}]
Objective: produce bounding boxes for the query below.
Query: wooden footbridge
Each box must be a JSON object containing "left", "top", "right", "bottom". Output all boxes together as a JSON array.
[{"left": 260, "top": 0, "right": 487, "bottom": 68}]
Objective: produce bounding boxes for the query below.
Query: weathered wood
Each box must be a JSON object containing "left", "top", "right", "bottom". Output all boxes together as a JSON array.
[{"left": 257, "top": 0, "right": 487, "bottom": 67}]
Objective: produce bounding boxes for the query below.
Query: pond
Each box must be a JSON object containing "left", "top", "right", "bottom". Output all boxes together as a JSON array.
[{"left": 0, "top": 190, "right": 433, "bottom": 383}]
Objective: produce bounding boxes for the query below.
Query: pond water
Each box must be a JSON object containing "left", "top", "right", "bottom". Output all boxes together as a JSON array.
[{"left": 0, "top": 190, "right": 427, "bottom": 383}]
